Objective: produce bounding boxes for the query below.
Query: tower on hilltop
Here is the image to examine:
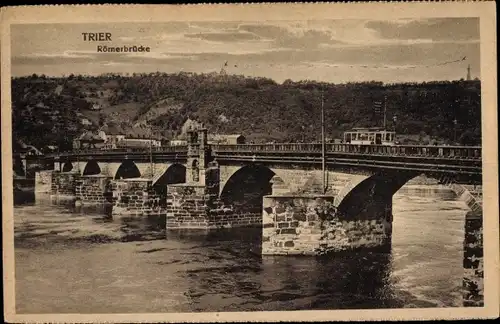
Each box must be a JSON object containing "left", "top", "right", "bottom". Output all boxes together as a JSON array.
[{"left": 467, "top": 64, "right": 471, "bottom": 81}]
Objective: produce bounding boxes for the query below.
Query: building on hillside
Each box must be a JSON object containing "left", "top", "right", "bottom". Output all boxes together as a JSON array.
[
  {"left": 35, "top": 102, "right": 48, "bottom": 110},
  {"left": 80, "top": 118, "right": 92, "bottom": 126},
  {"left": 91, "top": 103, "right": 102, "bottom": 111},
  {"left": 180, "top": 118, "right": 202, "bottom": 135},
  {"left": 13, "top": 140, "right": 42, "bottom": 155},
  {"left": 44, "top": 145, "right": 59, "bottom": 153},
  {"left": 208, "top": 134, "right": 245, "bottom": 145},
  {"left": 169, "top": 139, "right": 188, "bottom": 146},
  {"left": 98, "top": 125, "right": 126, "bottom": 148},
  {"left": 73, "top": 131, "right": 105, "bottom": 150},
  {"left": 18, "top": 145, "right": 43, "bottom": 156},
  {"left": 116, "top": 138, "right": 162, "bottom": 149}
]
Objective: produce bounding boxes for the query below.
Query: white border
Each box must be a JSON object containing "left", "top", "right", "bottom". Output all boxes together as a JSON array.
[{"left": 1, "top": 3, "right": 498, "bottom": 322}]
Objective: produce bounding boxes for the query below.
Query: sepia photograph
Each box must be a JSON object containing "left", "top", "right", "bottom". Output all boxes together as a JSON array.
[{"left": 2, "top": 3, "right": 498, "bottom": 322}]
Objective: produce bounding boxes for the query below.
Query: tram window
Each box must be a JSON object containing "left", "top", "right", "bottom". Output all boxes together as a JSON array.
[
  {"left": 345, "top": 133, "right": 351, "bottom": 142},
  {"left": 385, "top": 133, "right": 390, "bottom": 141}
]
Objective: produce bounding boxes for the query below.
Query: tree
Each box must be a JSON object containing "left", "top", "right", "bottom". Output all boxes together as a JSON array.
[
  {"left": 98, "top": 113, "right": 106, "bottom": 127},
  {"left": 459, "top": 130, "right": 478, "bottom": 146},
  {"left": 10, "top": 74, "right": 481, "bottom": 150}
]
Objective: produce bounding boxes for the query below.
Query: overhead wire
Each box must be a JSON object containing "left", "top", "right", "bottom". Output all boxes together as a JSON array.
[{"left": 217, "top": 56, "right": 468, "bottom": 71}]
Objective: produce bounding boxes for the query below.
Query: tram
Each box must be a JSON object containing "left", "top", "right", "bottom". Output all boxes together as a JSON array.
[{"left": 343, "top": 127, "right": 396, "bottom": 145}]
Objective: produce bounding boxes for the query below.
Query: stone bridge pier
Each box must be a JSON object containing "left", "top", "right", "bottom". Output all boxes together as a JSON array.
[
  {"left": 260, "top": 170, "right": 409, "bottom": 256},
  {"left": 255, "top": 168, "right": 483, "bottom": 307},
  {"left": 38, "top": 156, "right": 187, "bottom": 209}
]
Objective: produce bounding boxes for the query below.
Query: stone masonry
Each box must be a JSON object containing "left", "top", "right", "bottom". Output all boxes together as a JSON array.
[
  {"left": 262, "top": 195, "right": 391, "bottom": 255},
  {"left": 166, "top": 160, "right": 262, "bottom": 229},
  {"left": 111, "top": 179, "right": 165, "bottom": 216},
  {"left": 166, "top": 184, "right": 211, "bottom": 228},
  {"left": 50, "top": 171, "right": 79, "bottom": 199},
  {"left": 462, "top": 211, "right": 484, "bottom": 307},
  {"left": 166, "top": 183, "right": 262, "bottom": 229},
  {"left": 35, "top": 170, "right": 53, "bottom": 194},
  {"left": 75, "top": 175, "right": 113, "bottom": 205}
]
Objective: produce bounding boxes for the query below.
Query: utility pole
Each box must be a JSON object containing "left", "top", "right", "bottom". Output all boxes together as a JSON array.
[
  {"left": 383, "top": 95, "right": 387, "bottom": 129},
  {"left": 321, "top": 88, "right": 326, "bottom": 194},
  {"left": 77, "top": 143, "right": 80, "bottom": 174},
  {"left": 453, "top": 119, "right": 458, "bottom": 144},
  {"left": 149, "top": 127, "right": 154, "bottom": 180},
  {"left": 76, "top": 127, "right": 80, "bottom": 174}
]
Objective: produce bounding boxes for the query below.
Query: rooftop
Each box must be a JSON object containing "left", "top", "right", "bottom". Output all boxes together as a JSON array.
[{"left": 209, "top": 134, "right": 244, "bottom": 139}]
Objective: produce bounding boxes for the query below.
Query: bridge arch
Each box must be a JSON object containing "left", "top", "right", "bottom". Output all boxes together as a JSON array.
[
  {"left": 62, "top": 161, "right": 73, "bottom": 172},
  {"left": 153, "top": 164, "right": 186, "bottom": 186},
  {"left": 220, "top": 164, "right": 283, "bottom": 214},
  {"left": 152, "top": 163, "right": 187, "bottom": 196},
  {"left": 336, "top": 171, "right": 481, "bottom": 220},
  {"left": 114, "top": 160, "right": 141, "bottom": 179},
  {"left": 82, "top": 160, "right": 101, "bottom": 176},
  {"left": 336, "top": 171, "right": 412, "bottom": 221}
]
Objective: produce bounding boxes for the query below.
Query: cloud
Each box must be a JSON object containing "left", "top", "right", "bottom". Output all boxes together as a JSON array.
[
  {"left": 237, "top": 24, "right": 285, "bottom": 39},
  {"left": 10, "top": 19, "right": 481, "bottom": 83},
  {"left": 12, "top": 50, "right": 98, "bottom": 65},
  {"left": 24, "top": 50, "right": 96, "bottom": 59},
  {"left": 184, "top": 32, "right": 261, "bottom": 42},
  {"left": 276, "top": 29, "right": 346, "bottom": 49},
  {"left": 237, "top": 23, "right": 346, "bottom": 49},
  {"left": 365, "top": 18, "right": 480, "bottom": 42}
]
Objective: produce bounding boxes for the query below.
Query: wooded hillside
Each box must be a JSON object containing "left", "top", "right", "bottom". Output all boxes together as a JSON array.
[{"left": 11, "top": 73, "right": 481, "bottom": 151}]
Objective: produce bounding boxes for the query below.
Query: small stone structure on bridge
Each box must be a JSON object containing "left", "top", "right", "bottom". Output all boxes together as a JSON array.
[{"left": 165, "top": 127, "right": 262, "bottom": 228}]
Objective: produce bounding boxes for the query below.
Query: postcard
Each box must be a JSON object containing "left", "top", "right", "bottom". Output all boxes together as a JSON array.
[{"left": 2, "top": 2, "right": 498, "bottom": 322}]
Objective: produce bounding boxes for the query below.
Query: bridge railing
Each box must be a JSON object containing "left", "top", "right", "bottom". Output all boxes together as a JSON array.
[
  {"left": 49, "top": 146, "right": 189, "bottom": 156},
  {"left": 44, "top": 143, "right": 481, "bottom": 160},
  {"left": 212, "top": 143, "right": 482, "bottom": 159}
]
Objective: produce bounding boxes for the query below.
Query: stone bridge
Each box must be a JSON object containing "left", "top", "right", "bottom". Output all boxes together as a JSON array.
[
  {"left": 27, "top": 125, "right": 482, "bottom": 227},
  {"left": 27, "top": 127, "right": 484, "bottom": 306}
]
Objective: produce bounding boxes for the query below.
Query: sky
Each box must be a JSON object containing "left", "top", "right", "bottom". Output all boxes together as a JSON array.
[{"left": 11, "top": 18, "right": 480, "bottom": 83}]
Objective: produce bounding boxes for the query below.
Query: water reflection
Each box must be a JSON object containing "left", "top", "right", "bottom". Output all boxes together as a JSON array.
[{"left": 14, "top": 195, "right": 168, "bottom": 247}]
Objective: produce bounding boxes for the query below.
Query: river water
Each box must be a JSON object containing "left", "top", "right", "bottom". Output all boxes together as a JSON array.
[{"left": 13, "top": 186, "right": 468, "bottom": 313}]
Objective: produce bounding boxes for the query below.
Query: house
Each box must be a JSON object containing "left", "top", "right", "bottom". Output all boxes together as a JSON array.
[
  {"left": 208, "top": 134, "right": 245, "bottom": 145},
  {"left": 19, "top": 145, "right": 43, "bottom": 156},
  {"left": 98, "top": 125, "right": 126, "bottom": 148},
  {"left": 13, "top": 140, "right": 43, "bottom": 156},
  {"left": 117, "top": 138, "right": 162, "bottom": 149},
  {"left": 35, "top": 102, "right": 48, "bottom": 110},
  {"left": 91, "top": 103, "right": 102, "bottom": 111},
  {"left": 80, "top": 118, "right": 92, "bottom": 126},
  {"left": 73, "top": 131, "right": 105, "bottom": 149},
  {"left": 44, "top": 145, "right": 59, "bottom": 153},
  {"left": 169, "top": 139, "right": 188, "bottom": 146},
  {"left": 180, "top": 118, "right": 202, "bottom": 135}
]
